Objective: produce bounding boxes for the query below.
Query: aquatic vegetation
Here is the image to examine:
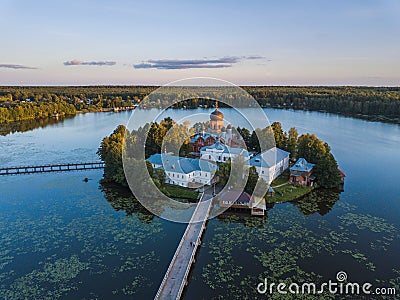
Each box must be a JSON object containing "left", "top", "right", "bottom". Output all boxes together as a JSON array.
[
  {"left": 0, "top": 255, "right": 88, "bottom": 299},
  {"left": 0, "top": 174, "right": 169, "bottom": 299},
  {"left": 1, "top": 173, "right": 399, "bottom": 299},
  {"left": 187, "top": 194, "right": 400, "bottom": 299},
  {"left": 338, "top": 213, "right": 396, "bottom": 234}
]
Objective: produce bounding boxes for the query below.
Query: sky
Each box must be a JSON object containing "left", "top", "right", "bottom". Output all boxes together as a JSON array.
[{"left": 0, "top": 0, "right": 399, "bottom": 86}]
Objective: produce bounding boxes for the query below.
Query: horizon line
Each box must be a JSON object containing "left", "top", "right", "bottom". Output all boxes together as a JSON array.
[{"left": 0, "top": 84, "right": 399, "bottom": 88}]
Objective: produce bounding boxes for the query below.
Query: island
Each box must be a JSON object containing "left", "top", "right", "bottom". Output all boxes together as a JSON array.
[{"left": 98, "top": 103, "right": 343, "bottom": 216}]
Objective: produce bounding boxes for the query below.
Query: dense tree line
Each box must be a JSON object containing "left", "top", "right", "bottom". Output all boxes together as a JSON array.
[
  {"left": 1, "top": 86, "right": 399, "bottom": 124},
  {"left": 0, "top": 86, "right": 144, "bottom": 123},
  {"left": 0, "top": 101, "right": 76, "bottom": 123},
  {"left": 97, "top": 118, "right": 192, "bottom": 187},
  {"left": 246, "top": 86, "right": 400, "bottom": 121}
]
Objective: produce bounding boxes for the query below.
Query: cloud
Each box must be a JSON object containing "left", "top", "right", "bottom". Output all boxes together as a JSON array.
[
  {"left": 134, "top": 56, "right": 266, "bottom": 70},
  {"left": 64, "top": 59, "right": 116, "bottom": 66},
  {"left": 0, "top": 64, "right": 38, "bottom": 70},
  {"left": 244, "top": 55, "right": 266, "bottom": 60}
]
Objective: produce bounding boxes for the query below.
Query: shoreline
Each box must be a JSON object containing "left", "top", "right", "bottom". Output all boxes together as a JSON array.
[{"left": 1, "top": 105, "right": 399, "bottom": 128}]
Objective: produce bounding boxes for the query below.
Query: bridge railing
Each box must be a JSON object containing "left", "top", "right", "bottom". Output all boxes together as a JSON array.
[
  {"left": 176, "top": 198, "right": 213, "bottom": 299},
  {"left": 154, "top": 192, "right": 206, "bottom": 300},
  {"left": 0, "top": 162, "right": 105, "bottom": 175}
]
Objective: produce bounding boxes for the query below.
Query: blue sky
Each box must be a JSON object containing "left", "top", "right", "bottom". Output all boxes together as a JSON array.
[{"left": 0, "top": 0, "right": 399, "bottom": 85}]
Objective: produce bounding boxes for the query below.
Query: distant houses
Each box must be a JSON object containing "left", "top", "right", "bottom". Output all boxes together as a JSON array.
[{"left": 289, "top": 158, "right": 315, "bottom": 186}]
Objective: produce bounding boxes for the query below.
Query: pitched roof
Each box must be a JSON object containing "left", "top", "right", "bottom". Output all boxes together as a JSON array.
[
  {"left": 249, "top": 147, "right": 290, "bottom": 168},
  {"left": 147, "top": 154, "right": 217, "bottom": 174},
  {"left": 290, "top": 158, "right": 315, "bottom": 172},
  {"left": 200, "top": 141, "right": 250, "bottom": 157},
  {"left": 219, "top": 189, "right": 251, "bottom": 204}
]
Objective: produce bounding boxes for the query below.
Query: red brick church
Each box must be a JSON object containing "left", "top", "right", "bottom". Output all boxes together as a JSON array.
[{"left": 190, "top": 102, "right": 245, "bottom": 153}]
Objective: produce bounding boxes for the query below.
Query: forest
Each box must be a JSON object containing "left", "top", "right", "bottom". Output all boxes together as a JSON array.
[{"left": 1, "top": 86, "right": 399, "bottom": 124}]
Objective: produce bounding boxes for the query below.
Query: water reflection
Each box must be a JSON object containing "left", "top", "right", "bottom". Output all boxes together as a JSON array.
[
  {"left": 0, "top": 115, "right": 75, "bottom": 136},
  {"left": 102, "top": 179, "right": 342, "bottom": 225},
  {"left": 216, "top": 212, "right": 268, "bottom": 226},
  {"left": 292, "top": 189, "right": 341, "bottom": 216},
  {"left": 100, "top": 182, "right": 157, "bottom": 223}
]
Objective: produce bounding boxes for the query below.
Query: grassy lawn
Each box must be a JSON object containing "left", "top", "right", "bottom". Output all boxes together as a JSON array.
[
  {"left": 267, "top": 171, "right": 315, "bottom": 204},
  {"left": 271, "top": 170, "right": 290, "bottom": 187},
  {"left": 266, "top": 184, "right": 314, "bottom": 204},
  {"left": 161, "top": 184, "right": 199, "bottom": 200}
]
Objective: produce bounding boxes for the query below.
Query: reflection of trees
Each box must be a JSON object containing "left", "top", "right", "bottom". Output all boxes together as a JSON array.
[
  {"left": 0, "top": 115, "right": 75, "bottom": 136},
  {"left": 100, "top": 181, "right": 194, "bottom": 223},
  {"left": 100, "top": 182, "right": 155, "bottom": 223},
  {"left": 216, "top": 212, "right": 267, "bottom": 227},
  {"left": 292, "top": 189, "right": 341, "bottom": 216}
]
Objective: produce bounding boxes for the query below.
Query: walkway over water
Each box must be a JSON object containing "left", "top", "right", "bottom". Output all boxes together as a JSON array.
[
  {"left": 155, "top": 190, "right": 214, "bottom": 300},
  {"left": 0, "top": 162, "right": 104, "bottom": 175}
]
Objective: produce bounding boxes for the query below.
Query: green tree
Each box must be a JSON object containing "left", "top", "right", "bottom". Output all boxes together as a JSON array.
[
  {"left": 270, "top": 121, "right": 288, "bottom": 150},
  {"left": 287, "top": 127, "right": 298, "bottom": 159},
  {"left": 216, "top": 159, "right": 231, "bottom": 186},
  {"left": 237, "top": 127, "right": 251, "bottom": 147},
  {"left": 97, "top": 125, "right": 127, "bottom": 185},
  {"left": 245, "top": 166, "right": 259, "bottom": 194},
  {"left": 297, "top": 133, "right": 341, "bottom": 188}
]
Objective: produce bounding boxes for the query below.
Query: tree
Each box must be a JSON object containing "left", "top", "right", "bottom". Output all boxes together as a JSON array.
[
  {"left": 155, "top": 169, "right": 166, "bottom": 186},
  {"left": 297, "top": 133, "right": 341, "bottom": 188},
  {"left": 270, "top": 121, "right": 288, "bottom": 150},
  {"left": 237, "top": 127, "right": 251, "bottom": 147},
  {"left": 287, "top": 127, "right": 298, "bottom": 159},
  {"left": 216, "top": 159, "right": 231, "bottom": 186},
  {"left": 245, "top": 166, "right": 259, "bottom": 194},
  {"left": 97, "top": 125, "right": 127, "bottom": 185},
  {"left": 248, "top": 130, "right": 260, "bottom": 152}
]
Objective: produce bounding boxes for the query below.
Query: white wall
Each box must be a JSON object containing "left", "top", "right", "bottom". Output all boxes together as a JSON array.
[
  {"left": 165, "top": 170, "right": 214, "bottom": 187},
  {"left": 200, "top": 149, "right": 242, "bottom": 163},
  {"left": 254, "top": 156, "right": 289, "bottom": 184}
]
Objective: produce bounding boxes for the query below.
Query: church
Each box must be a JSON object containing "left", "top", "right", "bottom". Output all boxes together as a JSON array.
[{"left": 190, "top": 102, "right": 245, "bottom": 153}]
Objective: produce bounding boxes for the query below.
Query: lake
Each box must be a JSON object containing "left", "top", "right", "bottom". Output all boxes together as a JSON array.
[{"left": 0, "top": 109, "right": 399, "bottom": 299}]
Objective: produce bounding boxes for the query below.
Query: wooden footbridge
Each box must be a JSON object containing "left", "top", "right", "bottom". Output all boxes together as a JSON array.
[
  {"left": 155, "top": 190, "right": 214, "bottom": 300},
  {"left": 0, "top": 162, "right": 104, "bottom": 175}
]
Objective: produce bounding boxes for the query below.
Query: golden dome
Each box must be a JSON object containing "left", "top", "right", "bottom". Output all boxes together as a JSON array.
[{"left": 210, "top": 108, "right": 224, "bottom": 121}]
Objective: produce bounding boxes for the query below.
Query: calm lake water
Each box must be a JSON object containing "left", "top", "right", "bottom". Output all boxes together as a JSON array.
[{"left": 0, "top": 109, "right": 399, "bottom": 299}]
